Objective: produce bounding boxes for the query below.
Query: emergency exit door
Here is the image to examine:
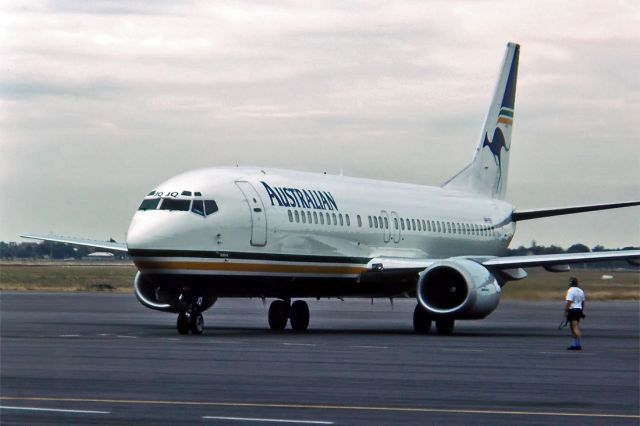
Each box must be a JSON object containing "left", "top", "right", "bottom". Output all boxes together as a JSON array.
[{"left": 235, "top": 181, "right": 267, "bottom": 246}]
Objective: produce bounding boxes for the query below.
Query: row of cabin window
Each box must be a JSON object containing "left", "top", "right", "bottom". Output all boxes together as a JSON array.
[
  {"left": 287, "top": 210, "right": 496, "bottom": 237},
  {"left": 288, "top": 210, "right": 356, "bottom": 227},
  {"left": 367, "top": 215, "right": 496, "bottom": 237}
]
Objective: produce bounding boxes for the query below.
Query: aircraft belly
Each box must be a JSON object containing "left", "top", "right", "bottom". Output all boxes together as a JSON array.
[{"left": 141, "top": 272, "right": 414, "bottom": 298}]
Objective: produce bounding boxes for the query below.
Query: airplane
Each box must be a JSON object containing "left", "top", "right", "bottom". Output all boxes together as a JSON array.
[{"left": 23, "top": 42, "right": 640, "bottom": 335}]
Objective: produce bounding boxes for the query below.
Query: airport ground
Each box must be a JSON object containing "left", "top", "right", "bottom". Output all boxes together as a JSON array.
[
  {"left": 1, "top": 292, "right": 638, "bottom": 425},
  {"left": 1, "top": 261, "right": 639, "bottom": 300}
]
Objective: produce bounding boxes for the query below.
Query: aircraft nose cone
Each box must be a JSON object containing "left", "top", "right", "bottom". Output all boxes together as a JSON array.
[{"left": 126, "top": 212, "right": 172, "bottom": 250}]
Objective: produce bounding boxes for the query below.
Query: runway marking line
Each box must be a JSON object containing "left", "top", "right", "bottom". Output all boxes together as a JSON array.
[
  {"left": 282, "top": 343, "right": 317, "bottom": 347},
  {"left": 1, "top": 396, "right": 638, "bottom": 419},
  {"left": 203, "top": 415, "right": 333, "bottom": 424},
  {"left": 0, "top": 405, "right": 109, "bottom": 415},
  {"left": 350, "top": 345, "right": 388, "bottom": 349}
]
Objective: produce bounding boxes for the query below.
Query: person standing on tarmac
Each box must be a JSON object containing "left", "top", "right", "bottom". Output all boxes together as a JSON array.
[{"left": 565, "top": 277, "right": 586, "bottom": 350}]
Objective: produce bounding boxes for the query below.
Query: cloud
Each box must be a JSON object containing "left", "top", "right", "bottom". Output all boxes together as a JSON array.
[{"left": 0, "top": 0, "right": 638, "bottom": 247}]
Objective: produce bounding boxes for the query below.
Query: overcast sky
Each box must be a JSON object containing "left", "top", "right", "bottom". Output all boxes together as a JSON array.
[{"left": 1, "top": 0, "right": 638, "bottom": 249}]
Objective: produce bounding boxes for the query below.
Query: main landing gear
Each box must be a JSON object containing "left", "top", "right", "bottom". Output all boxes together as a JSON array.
[
  {"left": 413, "top": 304, "right": 455, "bottom": 335},
  {"left": 268, "top": 299, "right": 310, "bottom": 331}
]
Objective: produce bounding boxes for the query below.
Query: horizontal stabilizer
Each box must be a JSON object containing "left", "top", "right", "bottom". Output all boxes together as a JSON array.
[
  {"left": 21, "top": 234, "right": 128, "bottom": 253},
  {"left": 513, "top": 201, "right": 640, "bottom": 221}
]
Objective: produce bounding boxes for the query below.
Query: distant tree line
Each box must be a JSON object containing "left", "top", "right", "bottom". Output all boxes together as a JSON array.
[
  {"left": 0, "top": 241, "right": 127, "bottom": 260},
  {"left": 1, "top": 240, "right": 636, "bottom": 268}
]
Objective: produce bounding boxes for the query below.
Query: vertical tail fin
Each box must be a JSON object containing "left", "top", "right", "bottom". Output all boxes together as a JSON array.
[{"left": 443, "top": 42, "right": 519, "bottom": 199}]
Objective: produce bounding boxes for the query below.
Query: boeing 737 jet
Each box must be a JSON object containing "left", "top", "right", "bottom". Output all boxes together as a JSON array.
[{"left": 23, "top": 43, "right": 639, "bottom": 335}]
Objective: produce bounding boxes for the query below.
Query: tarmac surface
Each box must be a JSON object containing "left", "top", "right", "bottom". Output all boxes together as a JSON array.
[{"left": 1, "top": 292, "right": 638, "bottom": 425}]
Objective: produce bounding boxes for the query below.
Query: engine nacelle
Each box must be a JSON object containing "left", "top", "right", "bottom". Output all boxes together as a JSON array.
[
  {"left": 416, "top": 259, "right": 501, "bottom": 319},
  {"left": 134, "top": 272, "right": 176, "bottom": 312}
]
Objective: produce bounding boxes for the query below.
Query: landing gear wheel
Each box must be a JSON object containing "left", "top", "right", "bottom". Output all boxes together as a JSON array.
[
  {"left": 268, "top": 300, "right": 288, "bottom": 331},
  {"left": 190, "top": 313, "right": 204, "bottom": 335},
  {"left": 290, "top": 300, "right": 310, "bottom": 331},
  {"left": 413, "top": 304, "right": 432, "bottom": 334},
  {"left": 435, "top": 318, "right": 455, "bottom": 335},
  {"left": 177, "top": 312, "right": 190, "bottom": 335}
]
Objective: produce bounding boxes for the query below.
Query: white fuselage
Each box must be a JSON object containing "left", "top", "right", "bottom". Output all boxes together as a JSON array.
[{"left": 126, "top": 167, "right": 515, "bottom": 296}]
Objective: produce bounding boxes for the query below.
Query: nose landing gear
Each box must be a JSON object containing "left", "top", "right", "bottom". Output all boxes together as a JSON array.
[
  {"left": 176, "top": 311, "right": 204, "bottom": 335},
  {"left": 176, "top": 287, "right": 206, "bottom": 335}
]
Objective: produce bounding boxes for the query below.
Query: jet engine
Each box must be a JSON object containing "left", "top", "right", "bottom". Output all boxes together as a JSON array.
[
  {"left": 416, "top": 259, "right": 501, "bottom": 319},
  {"left": 133, "top": 272, "right": 216, "bottom": 313}
]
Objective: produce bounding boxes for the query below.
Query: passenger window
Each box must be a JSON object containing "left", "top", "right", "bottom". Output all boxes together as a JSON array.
[
  {"left": 357, "top": 215, "right": 362, "bottom": 227},
  {"left": 313, "top": 212, "right": 318, "bottom": 224},
  {"left": 191, "top": 199, "right": 205, "bottom": 216},
  {"left": 339, "top": 214, "right": 344, "bottom": 226},
  {"left": 427, "top": 221, "right": 431, "bottom": 232},
  {"left": 288, "top": 210, "right": 294, "bottom": 222},
  {"left": 307, "top": 211, "right": 312, "bottom": 223},
  {"left": 194, "top": 192, "right": 202, "bottom": 196},
  {"left": 384, "top": 217, "right": 388, "bottom": 229},
  {"left": 295, "top": 210, "right": 300, "bottom": 223},
  {"left": 181, "top": 191, "right": 192, "bottom": 196},
  {"left": 368, "top": 216, "right": 373, "bottom": 228},
  {"left": 394, "top": 218, "right": 398, "bottom": 229},
  {"left": 204, "top": 200, "right": 219, "bottom": 216},
  {"left": 411, "top": 219, "right": 416, "bottom": 230},
  {"left": 373, "top": 216, "right": 379, "bottom": 228},
  {"left": 320, "top": 212, "right": 325, "bottom": 225},
  {"left": 346, "top": 214, "right": 350, "bottom": 226},
  {"left": 160, "top": 198, "right": 191, "bottom": 211},
  {"left": 417, "top": 220, "right": 422, "bottom": 231},
  {"left": 301, "top": 211, "right": 307, "bottom": 224},
  {"left": 400, "top": 218, "right": 405, "bottom": 230},
  {"left": 447, "top": 222, "right": 451, "bottom": 233},
  {"left": 422, "top": 220, "right": 426, "bottom": 231},
  {"left": 332, "top": 213, "right": 337, "bottom": 225},
  {"left": 436, "top": 222, "right": 441, "bottom": 232},
  {"left": 138, "top": 198, "right": 160, "bottom": 211}
]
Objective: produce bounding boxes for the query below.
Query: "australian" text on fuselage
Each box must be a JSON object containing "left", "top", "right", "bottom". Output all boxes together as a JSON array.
[{"left": 260, "top": 181, "right": 338, "bottom": 211}]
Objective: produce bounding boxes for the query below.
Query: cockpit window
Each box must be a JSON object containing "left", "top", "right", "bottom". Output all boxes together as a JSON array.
[
  {"left": 204, "top": 200, "right": 218, "bottom": 216},
  {"left": 147, "top": 191, "right": 156, "bottom": 196},
  {"left": 191, "top": 200, "right": 205, "bottom": 216},
  {"left": 138, "top": 198, "right": 160, "bottom": 211},
  {"left": 159, "top": 198, "right": 191, "bottom": 211}
]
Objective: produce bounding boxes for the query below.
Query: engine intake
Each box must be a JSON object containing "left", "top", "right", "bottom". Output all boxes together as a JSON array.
[{"left": 417, "top": 259, "right": 501, "bottom": 319}]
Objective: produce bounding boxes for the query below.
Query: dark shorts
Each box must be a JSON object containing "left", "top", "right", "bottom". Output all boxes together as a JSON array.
[{"left": 567, "top": 308, "right": 583, "bottom": 322}]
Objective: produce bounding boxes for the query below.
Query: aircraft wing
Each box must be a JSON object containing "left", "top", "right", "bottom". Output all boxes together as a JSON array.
[
  {"left": 20, "top": 234, "right": 128, "bottom": 253},
  {"left": 512, "top": 201, "right": 640, "bottom": 221},
  {"left": 367, "top": 250, "right": 640, "bottom": 272}
]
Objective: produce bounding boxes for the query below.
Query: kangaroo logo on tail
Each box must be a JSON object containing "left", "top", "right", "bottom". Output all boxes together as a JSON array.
[{"left": 482, "top": 128, "right": 508, "bottom": 191}]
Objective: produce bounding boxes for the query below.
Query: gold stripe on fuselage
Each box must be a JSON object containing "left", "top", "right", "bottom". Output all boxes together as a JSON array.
[{"left": 134, "top": 260, "right": 367, "bottom": 276}]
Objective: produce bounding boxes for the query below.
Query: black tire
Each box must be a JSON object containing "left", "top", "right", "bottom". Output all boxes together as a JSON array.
[
  {"left": 413, "top": 304, "right": 432, "bottom": 334},
  {"left": 190, "top": 313, "right": 204, "bottom": 335},
  {"left": 435, "top": 318, "right": 455, "bottom": 335},
  {"left": 268, "top": 300, "right": 288, "bottom": 331},
  {"left": 290, "top": 300, "right": 310, "bottom": 331},
  {"left": 177, "top": 312, "right": 190, "bottom": 335}
]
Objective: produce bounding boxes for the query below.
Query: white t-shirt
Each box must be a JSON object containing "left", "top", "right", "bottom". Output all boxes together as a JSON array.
[{"left": 566, "top": 287, "right": 585, "bottom": 309}]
